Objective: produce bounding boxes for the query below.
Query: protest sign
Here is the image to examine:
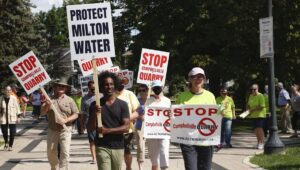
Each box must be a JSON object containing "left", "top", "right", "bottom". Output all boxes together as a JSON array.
[
  {"left": 79, "top": 75, "right": 93, "bottom": 96},
  {"left": 117, "top": 69, "right": 134, "bottom": 89},
  {"left": 77, "top": 57, "right": 113, "bottom": 77},
  {"left": 170, "top": 105, "right": 222, "bottom": 146},
  {"left": 106, "top": 66, "right": 120, "bottom": 73},
  {"left": 67, "top": 3, "right": 115, "bottom": 60},
  {"left": 137, "top": 48, "right": 169, "bottom": 86},
  {"left": 9, "top": 51, "right": 67, "bottom": 129},
  {"left": 9, "top": 51, "right": 51, "bottom": 95},
  {"left": 144, "top": 106, "right": 171, "bottom": 139}
]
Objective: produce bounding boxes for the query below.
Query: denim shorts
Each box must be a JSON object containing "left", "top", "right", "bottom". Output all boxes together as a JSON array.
[
  {"left": 88, "top": 130, "right": 97, "bottom": 143},
  {"left": 252, "top": 118, "right": 265, "bottom": 128}
]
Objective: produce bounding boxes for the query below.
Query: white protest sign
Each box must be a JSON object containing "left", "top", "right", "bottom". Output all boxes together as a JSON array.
[
  {"left": 137, "top": 48, "right": 169, "bottom": 86},
  {"left": 144, "top": 106, "right": 171, "bottom": 139},
  {"left": 171, "top": 105, "right": 222, "bottom": 146},
  {"left": 79, "top": 75, "right": 93, "bottom": 96},
  {"left": 67, "top": 3, "right": 115, "bottom": 60},
  {"left": 106, "top": 66, "right": 120, "bottom": 73},
  {"left": 259, "top": 17, "right": 274, "bottom": 58},
  {"left": 9, "top": 51, "right": 51, "bottom": 95},
  {"left": 77, "top": 57, "right": 113, "bottom": 77},
  {"left": 117, "top": 70, "right": 134, "bottom": 89}
]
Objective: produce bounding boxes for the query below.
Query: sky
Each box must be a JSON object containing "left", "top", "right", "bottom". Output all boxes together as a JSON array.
[{"left": 30, "top": 0, "right": 63, "bottom": 13}]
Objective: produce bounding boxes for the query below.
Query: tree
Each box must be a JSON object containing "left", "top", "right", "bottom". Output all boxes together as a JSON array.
[
  {"left": 0, "top": 0, "right": 46, "bottom": 88},
  {"left": 122, "top": 0, "right": 300, "bottom": 107}
]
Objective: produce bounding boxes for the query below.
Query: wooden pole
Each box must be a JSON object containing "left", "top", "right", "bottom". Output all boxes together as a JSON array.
[
  {"left": 40, "top": 87, "right": 67, "bottom": 129},
  {"left": 92, "top": 57, "right": 103, "bottom": 138}
]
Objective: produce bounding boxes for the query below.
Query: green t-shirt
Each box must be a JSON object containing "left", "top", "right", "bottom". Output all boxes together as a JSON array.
[
  {"left": 216, "top": 96, "right": 235, "bottom": 119},
  {"left": 176, "top": 90, "right": 216, "bottom": 105},
  {"left": 72, "top": 96, "right": 82, "bottom": 111},
  {"left": 247, "top": 93, "right": 266, "bottom": 118}
]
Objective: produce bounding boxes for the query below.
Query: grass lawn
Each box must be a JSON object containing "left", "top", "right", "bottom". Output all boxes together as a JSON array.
[{"left": 250, "top": 146, "right": 300, "bottom": 170}]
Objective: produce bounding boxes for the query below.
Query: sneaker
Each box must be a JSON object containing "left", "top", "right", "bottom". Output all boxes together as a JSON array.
[
  {"left": 90, "top": 160, "right": 96, "bottom": 164},
  {"left": 257, "top": 143, "right": 264, "bottom": 150},
  {"left": 8, "top": 147, "right": 12, "bottom": 151}
]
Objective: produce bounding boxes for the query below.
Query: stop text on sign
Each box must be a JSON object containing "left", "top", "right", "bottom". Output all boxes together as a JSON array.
[
  {"left": 173, "top": 107, "right": 218, "bottom": 117},
  {"left": 147, "top": 108, "right": 171, "bottom": 117},
  {"left": 142, "top": 52, "right": 168, "bottom": 67},
  {"left": 13, "top": 56, "right": 37, "bottom": 77}
]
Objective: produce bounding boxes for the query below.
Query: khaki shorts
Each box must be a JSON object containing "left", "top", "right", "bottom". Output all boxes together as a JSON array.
[{"left": 96, "top": 147, "right": 123, "bottom": 170}]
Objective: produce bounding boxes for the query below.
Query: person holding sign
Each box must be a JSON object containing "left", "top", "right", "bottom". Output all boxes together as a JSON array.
[
  {"left": 176, "top": 67, "right": 216, "bottom": 170},
  {"left": 0, "top": 86, "right": 22, "bottom": 151},
  {"left": 41, "top": 78, "right": 79, "bottom": 170},
  {"left": 247, "top": 84, "right": 266, "bottom": 150},
  {"left": 145, "top": 80, "right": 171, "bottom": 170},
  {"left": 216, "top": 87, "right": 236, "bottom": 148},
  {"left": 135, "top": 84, "right": 148, "bottom": 170},
  {"left": 89, "top": 71, "right": 130, "bottom": 170},
  {"left": 115, "top": 75, "right": 139, "bottom": 170}
]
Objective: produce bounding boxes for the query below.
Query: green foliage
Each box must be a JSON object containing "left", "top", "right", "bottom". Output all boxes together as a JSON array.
[
  {"left": 1, "top": 0, "right": 300, "bottom": 106},
  {"left": 0, "top": 0, "right": 46, "bottom": 87},
  {"left": 251, "top": 146, "right": 300, "bottom": 170},
  {"left": 168, "top": 75, "right": 186, "bottom": 97},
  {"left": 123, "top": 0, "right": 300, "bottom": 107}
]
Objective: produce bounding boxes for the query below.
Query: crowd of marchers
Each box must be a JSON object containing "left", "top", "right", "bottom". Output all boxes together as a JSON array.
[{"left": 1, "top": 67, "right": 300, "bottom": 170}]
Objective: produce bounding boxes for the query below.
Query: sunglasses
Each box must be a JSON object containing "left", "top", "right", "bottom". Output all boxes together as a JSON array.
[
  {"left": 190, "top": 75, "right": 204, "bottom": 80},
  {"left": 250, "top": 88, "right": 257, "bottom": 91},
  {"left": 139, "top": 89, "right": 147, "bottom": 92}
]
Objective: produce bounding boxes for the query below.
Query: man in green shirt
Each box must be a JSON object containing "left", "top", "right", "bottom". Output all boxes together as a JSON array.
[
  {"left": 247, "top": 84, "right": 266, "bottom": 150},
  {"left": 216, "top": 87, "right": 236, "bottom": 148}
]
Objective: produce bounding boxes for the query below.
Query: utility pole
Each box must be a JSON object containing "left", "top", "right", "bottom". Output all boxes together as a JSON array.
[{"left": 264, "top": 0, "right": 285, "bottom": 154}]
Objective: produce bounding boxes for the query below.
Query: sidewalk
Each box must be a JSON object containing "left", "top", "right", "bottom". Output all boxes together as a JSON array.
[{"left": 0, "top": 115, "right": 299, "bottom": 170}]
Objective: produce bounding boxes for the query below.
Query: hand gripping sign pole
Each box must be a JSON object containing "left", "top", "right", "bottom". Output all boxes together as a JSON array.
[
  {"left": 40, "top": 87, "right": 67, "bottom": 129},
  {"left": 92, "top": 57, "right": 103, "bottom": 138}
]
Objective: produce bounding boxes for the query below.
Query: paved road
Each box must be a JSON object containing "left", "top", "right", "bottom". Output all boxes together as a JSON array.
[{"left": 0, "top": 114, "right": 299, "bottom": 170}]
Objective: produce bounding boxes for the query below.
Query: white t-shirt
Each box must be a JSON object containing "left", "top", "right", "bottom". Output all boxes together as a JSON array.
[{"left": 145, "top": 95, "right": 171, "bottom": 108}]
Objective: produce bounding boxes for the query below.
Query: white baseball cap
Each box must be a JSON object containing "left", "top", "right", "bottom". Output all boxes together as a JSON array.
[
  {"left": 151, "top": 80, "right": 162, "bottom": 88},
  {"left": 188, "top": 67, "right": 205, "bottom": 77}
]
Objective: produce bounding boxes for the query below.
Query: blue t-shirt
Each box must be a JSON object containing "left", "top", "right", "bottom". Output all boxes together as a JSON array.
[
  {"left": 135, "top": 98, "right": 145, "bottom": 130},
  {"left": 278, "top": 89, "right": 290, "bottom": 106}
]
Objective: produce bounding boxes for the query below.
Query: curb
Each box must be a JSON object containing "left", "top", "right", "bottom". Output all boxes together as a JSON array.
[{"left": 243, "top": 151, "right": 265, "bottom": 170}]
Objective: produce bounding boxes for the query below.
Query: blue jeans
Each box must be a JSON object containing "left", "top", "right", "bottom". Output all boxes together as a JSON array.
[
  {"left": 180, "top": 144, "right": 213, "bottom": 170},
  {"left": 221, "top": 118, "right": 232, "bottom": 145}
]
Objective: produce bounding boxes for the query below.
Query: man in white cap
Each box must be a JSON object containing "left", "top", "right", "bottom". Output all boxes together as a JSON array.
[
  {"left": 176, "top": 67, "right": 217, "bottom": 170},
  {"left": 145, "top": 80, "right": 171, "bottom": 170},
  {"left": 277, "top": 82, "right": 293, "bottom": 133},
  {"left": 41, "top": 78, "right": 79, "bottom": 170}
]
